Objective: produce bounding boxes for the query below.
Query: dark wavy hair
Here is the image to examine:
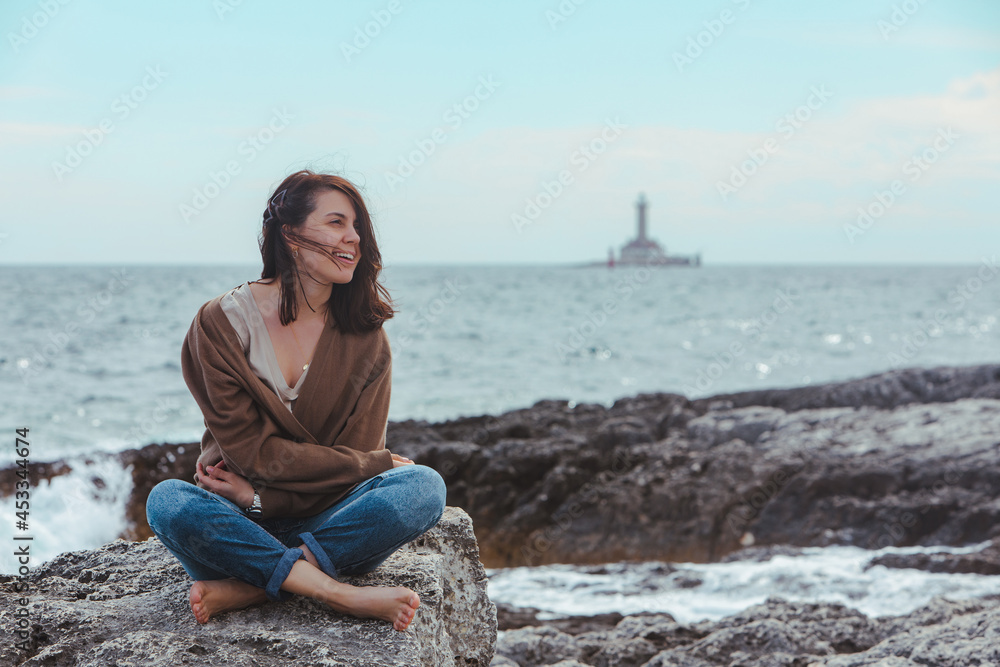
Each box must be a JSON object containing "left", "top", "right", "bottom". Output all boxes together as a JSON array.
[{"left": 257, "top": 170, "right": 395, "bottom": 334}]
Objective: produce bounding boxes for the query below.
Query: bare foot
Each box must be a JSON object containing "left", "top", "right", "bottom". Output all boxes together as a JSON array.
[
  {"left": 324, "top": 583, "right": 421, "bottom": 632},
  {"left": 189, "top": 578, "right": 267, "bottom": 624}
]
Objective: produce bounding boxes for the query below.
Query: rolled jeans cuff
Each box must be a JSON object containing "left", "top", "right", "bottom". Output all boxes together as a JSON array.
[
  {"left": 299, "top": 531, "right": 338, "bottom": 580},
  {"left": 265, "top": 547, "right": 304, "bottom": 601}
]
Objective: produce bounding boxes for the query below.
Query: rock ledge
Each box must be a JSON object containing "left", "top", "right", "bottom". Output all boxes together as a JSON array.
[{"left": 0, "top": 507, "right": 496, "bottom": 667}]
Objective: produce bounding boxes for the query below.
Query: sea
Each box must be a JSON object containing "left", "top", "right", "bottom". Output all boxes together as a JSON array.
[{"left": 2, "top": 263, "right": 999, "bottom": 620}]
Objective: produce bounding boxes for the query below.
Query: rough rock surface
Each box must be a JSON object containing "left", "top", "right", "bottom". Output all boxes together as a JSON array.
[
  {"left": 490, "top": 595, "right": 1000, "bottom": 667},
  {"left": 0, "top": 507, "right": 496, "bottom": 667},
  {"left": 388, "top": 364, "right": 1000, "bottom": 566},
  {"left": 4, "top": 364, "right": 999, "bottom": 568},
  {"left": 868, "top": 537, "right": 1000, "bottom": 575}
]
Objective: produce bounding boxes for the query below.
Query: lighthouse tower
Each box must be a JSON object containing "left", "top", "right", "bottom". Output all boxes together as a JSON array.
[
  {"left": 637, "top": 193, "right": 648, "bottom": 243},
  {"left": 618, "top": 192, "right": 668, "bottom": 264}
]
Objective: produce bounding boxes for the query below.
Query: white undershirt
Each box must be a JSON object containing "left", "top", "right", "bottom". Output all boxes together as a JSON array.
[{"left": 219, "top": 280, "right": 309, "bottom": 413}]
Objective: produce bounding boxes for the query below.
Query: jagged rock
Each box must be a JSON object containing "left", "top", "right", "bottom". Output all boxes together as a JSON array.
[
  {"left": 0, "top": 507, "right": 496, "bottom": 666},
  {"left": 117, "top": 441, "right": 201, "bottom": 541},
  {"left": 397, "top": 365, "right": 1000, "bottom": 566},
  {"left": 816, "top": 596, "right": 1000, "bottom": 667},
  {"left": 490, "top": 656, "right": 521, "bottom": 667},
  {"left": 496, "top": 602, "right": 627, "bottom": 635},
  {"left": 492, "top": 596, "right": 1000, "bottom": 666},
  {"left": 494, "top": 626, "right": 588, "bottom": 667},
  {"left": 686, "top": 406, "right": 785, "bottom": 448},
  {"left": 867, "top": 538, "right": 1000, "bottom": 574},
  {"left": 0, "top": 459, "right": 72, "bottom": 497},
  {"left": 691, "top": 363, "right": 1000, "bottom": 412}
]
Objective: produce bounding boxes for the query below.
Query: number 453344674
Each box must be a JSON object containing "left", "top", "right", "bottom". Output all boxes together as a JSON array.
[{"left": 15, "top": 428, "right": 30, "bottom": 529}]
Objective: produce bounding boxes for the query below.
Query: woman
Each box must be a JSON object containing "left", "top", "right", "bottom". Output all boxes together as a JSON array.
[{"left": 146, "top": 170, "right": 446, "bottom": 632}]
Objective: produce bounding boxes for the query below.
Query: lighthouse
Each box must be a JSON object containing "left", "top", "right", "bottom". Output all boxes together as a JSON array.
[
  {"left": 618, "top": 192, "right": 668, "bottom": 264},
  {"left": 637, "top": 193, "right": 648, "bottom": 243},
  {"left": 612, "top": 193, "right": 701, "bottom": 267}
]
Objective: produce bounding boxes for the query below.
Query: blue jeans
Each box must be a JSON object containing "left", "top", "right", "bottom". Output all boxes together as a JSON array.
[{"left": 145, "top": 464, "right": 446, "bottom": 602}]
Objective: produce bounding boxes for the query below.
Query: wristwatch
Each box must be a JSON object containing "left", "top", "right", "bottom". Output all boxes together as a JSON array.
[{"left": 245, "top": 487, "right": 263, "bottom": 518}]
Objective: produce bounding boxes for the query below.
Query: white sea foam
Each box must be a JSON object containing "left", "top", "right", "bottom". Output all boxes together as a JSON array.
[
  {"left": 486, "top": 542, "right": 1000, "bottom": 623},
  {"left": 0, "top": 454, "right": 134, "bottom": 575}
]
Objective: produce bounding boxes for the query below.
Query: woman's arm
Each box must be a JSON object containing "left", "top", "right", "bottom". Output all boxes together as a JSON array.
[
  {"left": 181, "top": 314, "right": 395, "bottom": 512},
  {"left": 199, "top": 453, "right": 413, "bottom": 512}
]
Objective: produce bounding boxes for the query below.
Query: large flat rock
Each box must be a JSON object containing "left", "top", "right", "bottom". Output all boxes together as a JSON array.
[{"left": 0, "top": 507, "right": 496, "bottom": 666}]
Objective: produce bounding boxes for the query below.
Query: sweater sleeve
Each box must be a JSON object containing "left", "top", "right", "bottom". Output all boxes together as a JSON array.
[{"left": 181, "top": 314, "right": 394, "bottom": 515}]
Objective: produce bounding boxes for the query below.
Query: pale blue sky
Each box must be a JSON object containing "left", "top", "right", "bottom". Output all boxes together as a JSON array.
[{"left": 2, "top": 0, "right": 998, "bottom": 265}]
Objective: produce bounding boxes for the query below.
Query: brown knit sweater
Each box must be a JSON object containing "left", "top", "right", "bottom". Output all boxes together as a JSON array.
[{"left": 180, "top": 291, "right": 394, "bottom": 519}]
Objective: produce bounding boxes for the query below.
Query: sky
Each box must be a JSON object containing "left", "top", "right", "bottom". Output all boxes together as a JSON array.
[{"left": 1, "top": 0, "right": 998, "bottom": 266}]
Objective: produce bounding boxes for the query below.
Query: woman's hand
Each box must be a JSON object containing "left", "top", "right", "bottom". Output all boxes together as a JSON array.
[
  {"left": 197, "top": 459, "right": 256, "bottom": 508},
  {"left": 390, "top": 452, "right": 414, "bottom": 468}
]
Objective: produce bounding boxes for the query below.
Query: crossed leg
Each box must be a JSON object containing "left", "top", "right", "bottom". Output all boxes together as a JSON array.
[
  {"left": 188, "top": 545, "right": 420, "bottom": 631},
  {"left": 149, "top": 466, "right": 445, "bottom": 631}
]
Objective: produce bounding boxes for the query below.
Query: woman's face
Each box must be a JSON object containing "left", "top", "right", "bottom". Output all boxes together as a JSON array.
[{"left": 290, "top": 189, "right": 361, "bottom": 284}]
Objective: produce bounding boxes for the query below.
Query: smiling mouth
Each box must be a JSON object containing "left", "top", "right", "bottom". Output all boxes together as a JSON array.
[{"left": 332, "top": 250, "right": 356, "bottom": 263}]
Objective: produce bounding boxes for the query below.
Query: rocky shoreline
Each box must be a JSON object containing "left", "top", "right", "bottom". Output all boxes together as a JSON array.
[
  {"left": 490, "top": 595, "right": 1000, "bottom": 666},
  {"left": 0, "top": 508, "right": 496, "bottom": 666},
  {"left": 487, "top": 536, "right": 1000, "bottom": 666},
  {"left": 3, "top": 363, "right": 1000, "bottom": 665},
  {"left": 7, "top": 363, "right": 998, "bottom": 566}
]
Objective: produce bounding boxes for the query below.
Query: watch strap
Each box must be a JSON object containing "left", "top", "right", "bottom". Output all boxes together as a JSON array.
[{"left": 245, "top": 488, "right": 263, "bottom": 517}]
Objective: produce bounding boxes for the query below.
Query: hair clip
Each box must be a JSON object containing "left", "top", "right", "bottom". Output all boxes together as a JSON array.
[{"left": 271, "top": 189, "right": 288, "bottom": 209}]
